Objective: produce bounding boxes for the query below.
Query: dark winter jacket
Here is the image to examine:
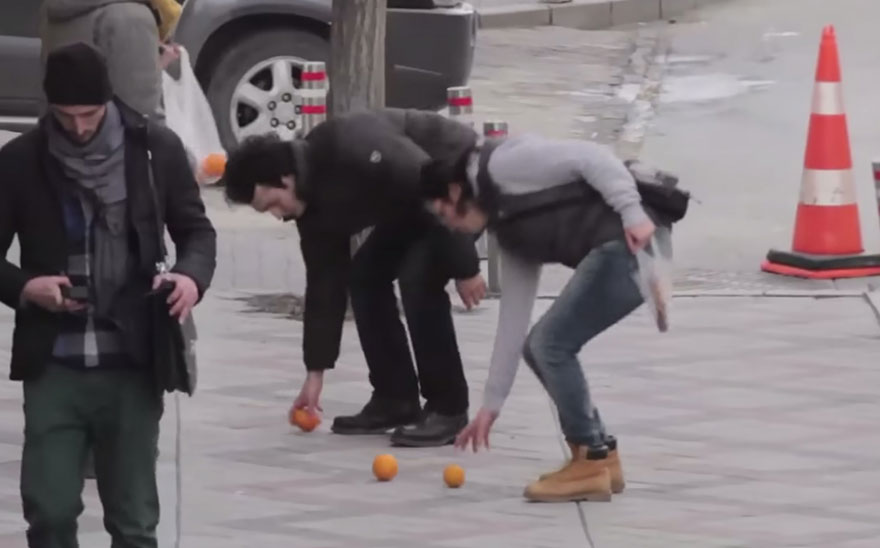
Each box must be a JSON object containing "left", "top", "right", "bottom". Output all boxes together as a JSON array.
[
  {"left": 292, "top": 107, "right": 480, "bottom": 372},
  {"left": 0, "top": 100, "right": 216, "bottom": 381}
]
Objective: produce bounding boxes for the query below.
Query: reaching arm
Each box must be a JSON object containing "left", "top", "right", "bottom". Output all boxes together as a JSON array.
[
  {"left": 299, "top": 228, "right": 351, "bottom": 372},
  {"left": 482, "top": 247, "right": 542, "bottom": 413}
]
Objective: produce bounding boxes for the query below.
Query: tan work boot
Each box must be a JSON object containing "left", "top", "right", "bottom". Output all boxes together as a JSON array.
[
  {"left": 606, "top": 435, "right": 625, "bottom": 494},
  {"left": 538, "top": 441, "right": 579, "bottom": 481},
  {"left": 540, "top": 436, "right": 625, "bottom": 494},
  {"left": 524, "top": 446, "right": 612, "bottom": 502}
]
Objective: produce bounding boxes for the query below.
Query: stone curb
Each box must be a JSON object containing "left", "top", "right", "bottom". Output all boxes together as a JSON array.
[{"left": 477, "top": 0, "right": 729, "bottom": 30}]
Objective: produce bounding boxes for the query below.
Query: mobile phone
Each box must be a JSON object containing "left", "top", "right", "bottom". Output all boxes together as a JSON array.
[
  {"left": 146, "top": 279, "right": 176, "bottom": 297},
  {"left": 61, "top": 285, "right": 89, "bottom": 302}
]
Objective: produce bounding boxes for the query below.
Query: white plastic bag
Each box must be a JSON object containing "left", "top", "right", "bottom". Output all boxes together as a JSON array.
[
  {"left": 633, "top": 226, "right": 674, "bottom": 332},
  {"left": 161, "top": 47, "right": 225, "bottom": 184}
]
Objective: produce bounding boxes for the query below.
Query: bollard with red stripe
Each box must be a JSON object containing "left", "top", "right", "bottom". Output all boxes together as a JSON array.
[
  {"left": 299, "top": 94, "right": 326, "bottom": 136},
  {"left": 301, "top": 61, "right": 328, "bottom": 91},
  {"left": 297, "top": 61, "right": 328, "bottom": 137},
  {"left": 447, "top": 86, "right": 474, "bottom": 126},
  {"left": 483, "top": 120, "right": 508, "bottom": 138},
  {"left": 762, "top": 25, "right": 880, "bottom": 278}
]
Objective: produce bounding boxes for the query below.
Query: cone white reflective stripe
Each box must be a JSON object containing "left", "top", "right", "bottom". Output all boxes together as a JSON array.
[
  {"left": 799, "top": 169, "right": 857, "bottom": 206},
  {"left": 811, "top": 82, "right": 845, "bottom": 115}
]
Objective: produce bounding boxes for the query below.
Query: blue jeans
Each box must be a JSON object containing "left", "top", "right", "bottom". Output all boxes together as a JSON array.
[{"left": 523, "top": 239, "right": 643, "bottom": 449}]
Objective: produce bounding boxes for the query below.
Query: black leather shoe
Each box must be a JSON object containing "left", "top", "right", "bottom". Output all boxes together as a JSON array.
[
  {"left": 390, "top": 411, "right": 468, "bottom": 447},
  {"left": 331, "top": 397, "right": 421, "bottom": 435}
]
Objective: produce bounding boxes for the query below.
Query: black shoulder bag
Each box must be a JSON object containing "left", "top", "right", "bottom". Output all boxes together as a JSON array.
[{"left": 145, "top": 149, "right": 198, "bottom": 396}]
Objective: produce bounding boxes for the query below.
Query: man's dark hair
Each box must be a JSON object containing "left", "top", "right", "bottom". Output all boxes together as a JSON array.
[
  {"left": 420, "top": 148, "right": 474, "bottom": 204},
  {"left": 223, "top": 133, "right": 296, "bottom": 204}
]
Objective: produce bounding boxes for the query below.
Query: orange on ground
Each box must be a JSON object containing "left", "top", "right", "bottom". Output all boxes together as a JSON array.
[
  {"left": 202, "top": 153, "right": 227, "bottom": 177},
  {"left": 372, "top": 454, "right": 398, "bottom": 481},
  {"left": 289, "top": 408, "right": 321, "bottom": 432},
  {"left": 443, "top": 464, "right": 465, "bottom": 488}
]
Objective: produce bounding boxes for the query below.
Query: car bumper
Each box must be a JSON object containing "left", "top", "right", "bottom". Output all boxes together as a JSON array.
[{"left": 386, "top": 3, "right": 477, "bottom": 111}]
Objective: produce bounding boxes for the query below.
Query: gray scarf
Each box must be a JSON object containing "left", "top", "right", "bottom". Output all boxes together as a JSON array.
[{"left": 46, "top": 102, "right": 131, "bottom": 317}]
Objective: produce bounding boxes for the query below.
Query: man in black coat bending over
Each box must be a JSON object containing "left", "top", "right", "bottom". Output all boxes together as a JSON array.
[{"left": 222, "top": 109, "right": 486, "bottom": 447}]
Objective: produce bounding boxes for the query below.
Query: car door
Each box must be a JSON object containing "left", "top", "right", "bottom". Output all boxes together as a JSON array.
[{"left": 0, "top": 0, "right": 45, "bottom": 124}]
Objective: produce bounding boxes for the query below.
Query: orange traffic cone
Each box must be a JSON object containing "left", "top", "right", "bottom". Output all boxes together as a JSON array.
[{"left": 762, "top": 25, "right": 880, "bottom": 279}]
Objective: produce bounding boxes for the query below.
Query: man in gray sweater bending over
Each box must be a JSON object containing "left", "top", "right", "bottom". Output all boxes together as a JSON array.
[{"left": 421, "top": 132, "right": 688, "bottom": 503}]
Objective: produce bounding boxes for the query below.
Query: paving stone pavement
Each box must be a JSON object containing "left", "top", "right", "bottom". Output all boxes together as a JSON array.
[{"left": 1, "top": 292, "right": 879, "bottom": 546}]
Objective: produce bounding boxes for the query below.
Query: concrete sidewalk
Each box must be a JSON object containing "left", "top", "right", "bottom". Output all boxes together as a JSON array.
[
  {"left": 0, "top": 292, "right": 879, "bottom": 546},
  {"left": 474, "top": 0, "right": 731, "bottom": 30}
]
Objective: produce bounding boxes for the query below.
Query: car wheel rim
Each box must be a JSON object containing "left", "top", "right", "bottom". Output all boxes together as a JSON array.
[{"left": 230, "top": 56, "right": 315, "bottom": 143}]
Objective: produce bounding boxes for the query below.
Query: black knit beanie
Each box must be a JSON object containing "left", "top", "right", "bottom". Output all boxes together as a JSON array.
[{"left": 43, "top": 42, "right": 113, "bottom": 106}]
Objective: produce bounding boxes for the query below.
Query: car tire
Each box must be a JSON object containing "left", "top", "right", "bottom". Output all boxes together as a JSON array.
[{"left": 205, "top": 28, "right": 329, "bottom": 150}]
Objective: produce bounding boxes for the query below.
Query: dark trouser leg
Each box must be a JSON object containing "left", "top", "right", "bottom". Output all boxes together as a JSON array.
[
  {"left": 334, "top": 221, "right": 424, "bottom": 434},
  {"left": 389, "top": 223, "right": 470, "bottom": 447},
  {"left": 348, "top": 221, "right": 421, "bottom": 404},
  {"left": 21, "top": 365, "right": 89, "bottom": 548},
  {"left": 523, "top": 239, "right": 643, "bottom": 449},
  {"left": 397, "top": 224, "right": 468, "bottom": 416},
  {"left": 91, "top": 368, "right": 163, "bottom": 548}
]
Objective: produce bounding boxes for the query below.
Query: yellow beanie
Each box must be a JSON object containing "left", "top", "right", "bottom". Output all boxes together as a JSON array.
[{"left": 151, "top": 0, "right": 182, "bottom": 41}]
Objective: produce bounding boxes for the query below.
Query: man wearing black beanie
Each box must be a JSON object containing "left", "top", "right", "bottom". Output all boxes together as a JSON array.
[{"left": 0, "top": 42, "right": 217, "bottom": 548}]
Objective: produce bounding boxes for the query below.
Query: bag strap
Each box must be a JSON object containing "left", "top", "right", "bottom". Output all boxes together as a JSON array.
[
  {"left": 474, "top": 137, "right": 504, "bottom": 224},
  {"left": 144, "top": 147, "right": 170, "bottom": 274}
]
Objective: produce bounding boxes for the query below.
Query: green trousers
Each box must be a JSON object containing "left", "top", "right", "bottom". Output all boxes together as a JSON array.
[{"left": 21, "top": 364, "right": 163, "bottom": 548}]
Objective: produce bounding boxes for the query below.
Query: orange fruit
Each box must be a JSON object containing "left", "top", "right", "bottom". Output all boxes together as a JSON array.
[
  {"left": 289, "top": 408, "right": 321, "bottom": 432},
  {"left": 202, "top": 153, "right": 227, "bottom": 177},
  {"left": 443, "top": 464, "right": 465, "bottom": 488},
  {"left": 372, "top": 454, "right": 398, "bottom": 481}
]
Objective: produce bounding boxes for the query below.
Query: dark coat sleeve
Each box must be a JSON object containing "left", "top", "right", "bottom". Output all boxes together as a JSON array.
[
  {"left": 299, "top": 223, "right": 351, "bottom": 372},
  {"left": 434, "top": 222, "right": 480, "bottom": 280},
  {"left": 154, "top": 129, "right": 217, "bottom": 297},
  {"left": 0, "top": 142, "right": 33, "bottom": 309}
]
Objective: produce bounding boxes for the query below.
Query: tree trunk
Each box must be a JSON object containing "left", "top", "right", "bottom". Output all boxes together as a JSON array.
[{"left": 329, "top": 0, "right": 387, "bottom": 116}]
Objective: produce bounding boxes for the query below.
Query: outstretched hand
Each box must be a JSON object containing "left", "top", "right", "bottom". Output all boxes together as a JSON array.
[{"left": 454, "top": 407, "right": 498, "bottom": 453}]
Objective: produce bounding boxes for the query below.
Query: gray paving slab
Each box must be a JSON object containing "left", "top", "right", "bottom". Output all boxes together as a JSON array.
[{"left": 1, "top": 292, "right": 879, "bottom": 546}]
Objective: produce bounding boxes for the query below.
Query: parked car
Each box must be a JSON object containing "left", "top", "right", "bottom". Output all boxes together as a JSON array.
[{"left": 0, "top": 0, "right": 477, "bottom": 149}]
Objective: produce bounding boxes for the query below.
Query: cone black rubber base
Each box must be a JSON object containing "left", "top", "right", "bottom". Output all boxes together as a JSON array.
[{"left": 762, "top": 249, "right": 880, "bottom": 279}]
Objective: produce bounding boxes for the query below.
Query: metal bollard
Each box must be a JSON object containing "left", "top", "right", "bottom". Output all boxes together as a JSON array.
[
  {"left": 447, "top": 86, "right": 474, "bottom": 127},
  {"left": 483, "top": 120, "right": 508, "bottom": 297},
  {"left": 301, "top": 61, "right": 328, "bottom": 92},
  {"left": 300, "top": 94, "right": 326, "bottom": 136},
  {"left": 298, "top": 61, "right": 328, "bottom": 137}
]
